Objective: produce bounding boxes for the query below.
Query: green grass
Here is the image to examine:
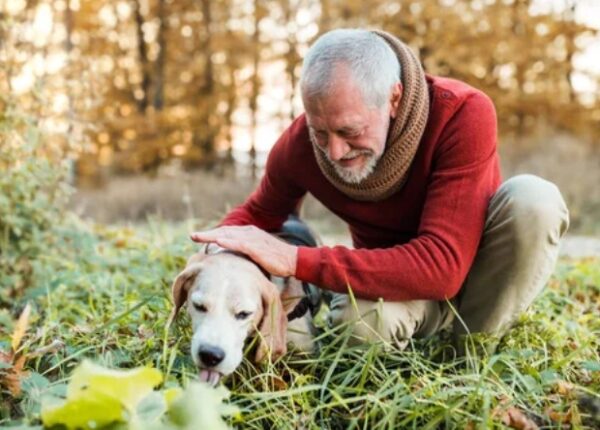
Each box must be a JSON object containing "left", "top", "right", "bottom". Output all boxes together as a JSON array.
[{"left": 1, "top": 216, "right": 599, "bottom": 429}]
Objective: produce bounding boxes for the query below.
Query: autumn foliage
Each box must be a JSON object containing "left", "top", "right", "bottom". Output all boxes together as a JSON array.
[{"left": 1, "top": 0, "right": 598, "bottom": 181}]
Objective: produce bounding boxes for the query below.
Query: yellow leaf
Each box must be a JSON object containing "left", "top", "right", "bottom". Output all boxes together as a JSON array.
[
  {"left": 11, "top": 303, "right": 31, "bottom": 352},
  {"left": 163, "top": 387, "right": 183, "bottom": 407},
  {"left": 41, "top": 360, "right": 164, "bottom": 430},
  {"left": 42, "top": 391, "right": 124, "bottom": 429},
  {"left": 68, "top": 360, "right": 163, "bottom": 410}
]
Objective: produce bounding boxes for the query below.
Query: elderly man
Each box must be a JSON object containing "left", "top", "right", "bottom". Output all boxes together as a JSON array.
[{"left": 191, "top": 29, "right": 569, "bottom": 354}]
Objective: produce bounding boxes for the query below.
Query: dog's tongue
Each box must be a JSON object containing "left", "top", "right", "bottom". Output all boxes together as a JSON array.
[{"left": 199, "top": 369, "right": 221, "bottom": 386}]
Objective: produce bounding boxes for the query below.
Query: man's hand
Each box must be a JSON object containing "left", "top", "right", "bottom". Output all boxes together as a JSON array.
[{"left": 190, "top": 225, "right": 298, "bottom": 277}]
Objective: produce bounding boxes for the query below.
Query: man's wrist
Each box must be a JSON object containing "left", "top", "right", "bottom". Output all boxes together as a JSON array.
[{"left": 288, "top": 245, "right": 298, "bottom": 277}]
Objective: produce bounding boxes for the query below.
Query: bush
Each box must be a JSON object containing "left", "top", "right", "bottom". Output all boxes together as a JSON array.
[{"left": 0, "top": 100, "right": 71, "bottom": 304}]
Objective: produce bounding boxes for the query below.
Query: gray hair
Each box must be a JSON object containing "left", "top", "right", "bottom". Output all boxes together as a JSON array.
[{"left": 300, "top": 29, "right": 401, "bottom": 109}]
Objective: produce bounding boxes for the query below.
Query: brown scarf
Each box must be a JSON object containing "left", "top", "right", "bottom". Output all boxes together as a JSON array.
[{"left": 311, "top": 30, "right": 430, "bottom": 201}]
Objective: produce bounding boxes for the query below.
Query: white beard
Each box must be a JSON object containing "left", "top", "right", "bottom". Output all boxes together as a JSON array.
[
  {"left": 310, "top": 133, "right": 381, "bottom": 184},
  {"left": 332, "top": 151, "right": 380, "bottom": 184}
]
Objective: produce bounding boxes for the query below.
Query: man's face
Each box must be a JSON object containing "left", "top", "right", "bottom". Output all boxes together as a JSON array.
[{"left": 303, "top": 70, "right": 400, "bottom": 184}]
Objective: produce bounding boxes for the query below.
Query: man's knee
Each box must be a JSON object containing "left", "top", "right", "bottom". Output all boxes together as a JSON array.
[
  {"left": 457, "top": 175, "right": 570, "bottom": 338},
  {"left": 328, "top": 297, "right": 436, "bottom": 349},
  {"left": 346, "top": 300, "right": 413, "bottom": 349},
  {"left": 494, "top": 174, "right": 569, "bottom": 245}
]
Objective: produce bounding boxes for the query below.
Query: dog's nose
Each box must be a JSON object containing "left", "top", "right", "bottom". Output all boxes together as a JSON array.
[{"left": 198, "top": 345, "right": 225, "bottom": 367}]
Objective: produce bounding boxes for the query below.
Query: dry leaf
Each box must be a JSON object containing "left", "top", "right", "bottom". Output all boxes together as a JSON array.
[
  {"left": 11, "top": 303, "right": 31, "bottom": 352},
  {"left": 0, "top": 348, "right": 15, "bottom": 395},
  {"left": 5, "top": 354, "right": 28, "bottom": 397},
  {"left": 72, "top": 324, "right": 93, "bottom": 334},
  {"left": 545, "top": 406, "right": 573, "bottom": 425},
  {"left": 114, "top": 238, "right": 127, "bottom": 248},
  {"left": 556, "top": 380, "right": 575, "bottom": 397},
  {"left": 272, "top": 375, "right": 288, "bottom": 391},
  {"left": 0, "top": 348, "right": 12, "bottom": 364},
  {"left": 499, "top": 407, "right": 539, "bottom": 430},
  {"left": 137, "top": 325, "right": 153, "bottom": 340}
]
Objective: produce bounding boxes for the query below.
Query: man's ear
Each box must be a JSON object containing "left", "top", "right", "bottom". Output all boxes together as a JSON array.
[
  {"left": 389, "top": 81, "right": 403, "bottom": 119},
  {"left": 255, "top": 278, "right": 288, "bottom": 363},
  {"left": 167, "top": 261, "right": 204, "bottom": 327}
]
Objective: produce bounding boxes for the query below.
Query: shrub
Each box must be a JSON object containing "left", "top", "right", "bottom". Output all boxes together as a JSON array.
[{"left": 0, "top": 100, "right": 71, "bottom": 304}]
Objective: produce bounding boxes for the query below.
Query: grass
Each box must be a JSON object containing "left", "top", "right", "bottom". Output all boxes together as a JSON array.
[{"left": 0, "top": 216, "right": 599, "bottom": 429}]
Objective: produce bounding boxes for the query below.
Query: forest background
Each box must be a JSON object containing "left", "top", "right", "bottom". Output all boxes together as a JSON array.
[{"left": 2, "top": 0, "right": 600, "bottom": 234}]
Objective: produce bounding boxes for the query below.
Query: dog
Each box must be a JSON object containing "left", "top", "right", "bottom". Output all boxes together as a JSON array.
[{"left": 169, "top": 216, "right": 321, "bottom": 386}]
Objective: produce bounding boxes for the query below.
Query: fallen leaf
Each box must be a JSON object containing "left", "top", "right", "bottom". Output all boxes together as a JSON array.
[
  {"left": 464, "top": 421, "right": 476, "bottom": 430},
  {"left": 114, "top": 238, "right": 127, "bottom": 248},
  {"left": 555, "top": 380, "right": 575, "bottom": 397},
  {"left": 41, "top": 360, "right": 163, "bottom": 429},
  {"left": 72, "top": 324, "right": 93, "bottom": 334},
  {"left": 68, "top": 360, "right": 163, "bottom": 411},
  {"left": 6, "top": 354, "right": 28, "bottom": 397},
  {"left": 42, "top": 389, "right": 124, "bottom": 429},
  {"left": 11, "top": 303, "right": 31, "bottom": 352},
  {"left": 269, "top": 375, "right": 288, "bottom": 391},
  {"left": 498, "top": 407, "right": 539, "bottom": 430},
  {"left": 545, "top": 406, "right": 573, "bottom": 425},
  {"left": 137, "top": 325, "right": 153, "bottom": 340}
]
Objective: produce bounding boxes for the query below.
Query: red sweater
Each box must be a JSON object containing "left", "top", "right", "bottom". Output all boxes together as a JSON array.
[{"left": 221, "top": 75, "right": 502, "bottom": 301}]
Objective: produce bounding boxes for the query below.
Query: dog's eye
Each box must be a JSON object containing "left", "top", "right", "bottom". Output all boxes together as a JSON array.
[
  {"left": 235, "top": 311, "right": 251, "bottom": 320},
  {"left": 193, "top": 303, "right": 207, "bottom": 312}
]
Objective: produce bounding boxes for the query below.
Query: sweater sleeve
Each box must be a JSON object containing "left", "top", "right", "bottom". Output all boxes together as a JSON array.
[
  {"left": 219, "top": 119, "right": 307, "bottom": 231},
  {"left": 295, "top": 92, "right": 500, "bottom": 301}
]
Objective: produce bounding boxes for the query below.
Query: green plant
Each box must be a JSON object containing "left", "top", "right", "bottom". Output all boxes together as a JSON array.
[
  {"left": 0, "top": 100, "right": 72, "bottom": 304},
  {"left": 1, "top": 218, "right": 597, "bottom": 429}
]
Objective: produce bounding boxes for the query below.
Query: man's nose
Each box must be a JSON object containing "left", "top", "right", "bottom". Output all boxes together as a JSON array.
[
  {"left": 327, "top": 134, "right": 350, "bottom": 162},
  {"left": 198, "top": 345, "right": 225, "bottom": 367}
]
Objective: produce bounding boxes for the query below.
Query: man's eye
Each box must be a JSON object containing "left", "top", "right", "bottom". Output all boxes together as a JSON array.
[
  {"left": 340, "top": 130, "right": 360, "bottom": 138},
  {"left": 310, "top": 129, "right": 327, "bottom": 139},
  {"left": 193, "top": 303, "right": 207, "bottom": 312},
  {"left": 235, "top": 311, "right": 252, "bottom": 320}
]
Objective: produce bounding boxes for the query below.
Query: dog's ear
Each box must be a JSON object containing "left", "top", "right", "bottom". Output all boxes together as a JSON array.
[
  {"left": 280, "top": 278, "right": 305, "bottom": 314},
  {"left": 167, "top": 261, "right": 204, "bottom": 327},
  {"left": 254, "top": 277, "right": 288, "bottom": 363}
]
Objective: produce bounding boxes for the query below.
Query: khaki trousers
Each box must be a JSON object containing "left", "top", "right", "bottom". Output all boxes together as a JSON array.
[{"left": 327, "top": 174, "right": 570, "bottom": 351}]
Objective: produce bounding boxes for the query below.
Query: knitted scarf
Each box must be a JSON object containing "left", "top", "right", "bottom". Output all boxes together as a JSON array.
[{"left": 312, "top": 30, "right": 430, "bottom": 201}]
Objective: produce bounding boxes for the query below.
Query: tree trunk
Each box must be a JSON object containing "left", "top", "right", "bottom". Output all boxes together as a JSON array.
[
  {"left": 249, "top": 0, "right": 264, "bottom": 180},
  {"left": 192, "top": 0, "right": 216, "bottom": 167},
  {"left": 563, "top": 1, "right": 577, "bottom": 104},
  {"left": 153, "top": 0, "right": 166, "bottom": 110},
  {"left": 133, "top": 0, "right": 150, "bottom": 113},
  {"left": 283, "top": 0, "right": 300, "bottom": 121}
]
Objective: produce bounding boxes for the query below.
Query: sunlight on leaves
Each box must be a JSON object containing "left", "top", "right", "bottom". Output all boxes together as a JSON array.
[
  {"left": 160, "top": 382, "right": 239, "bottom": 430},
  {"left": 41, "top": 360, "right": 163, "bottom": 429},
  {"left": 11, "top": 303, "right": 31, "bottom": 352},
  {"left": 39, "top": 360, "right": 237, "bottom": 430}
]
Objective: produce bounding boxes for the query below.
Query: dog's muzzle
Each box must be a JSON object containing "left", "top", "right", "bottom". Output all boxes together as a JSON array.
[{"left": 197, "top": 345, "right": 225, "bottom": 385}]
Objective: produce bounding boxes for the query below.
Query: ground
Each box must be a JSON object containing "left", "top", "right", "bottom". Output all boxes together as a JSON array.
[{"left": 1, "top": 219, "right": 598, "bottom": 429}]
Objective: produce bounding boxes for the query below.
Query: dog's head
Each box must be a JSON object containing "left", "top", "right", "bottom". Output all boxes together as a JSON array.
[{"left": 170, "top": 252, "right": 290, "bottom": 385}]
